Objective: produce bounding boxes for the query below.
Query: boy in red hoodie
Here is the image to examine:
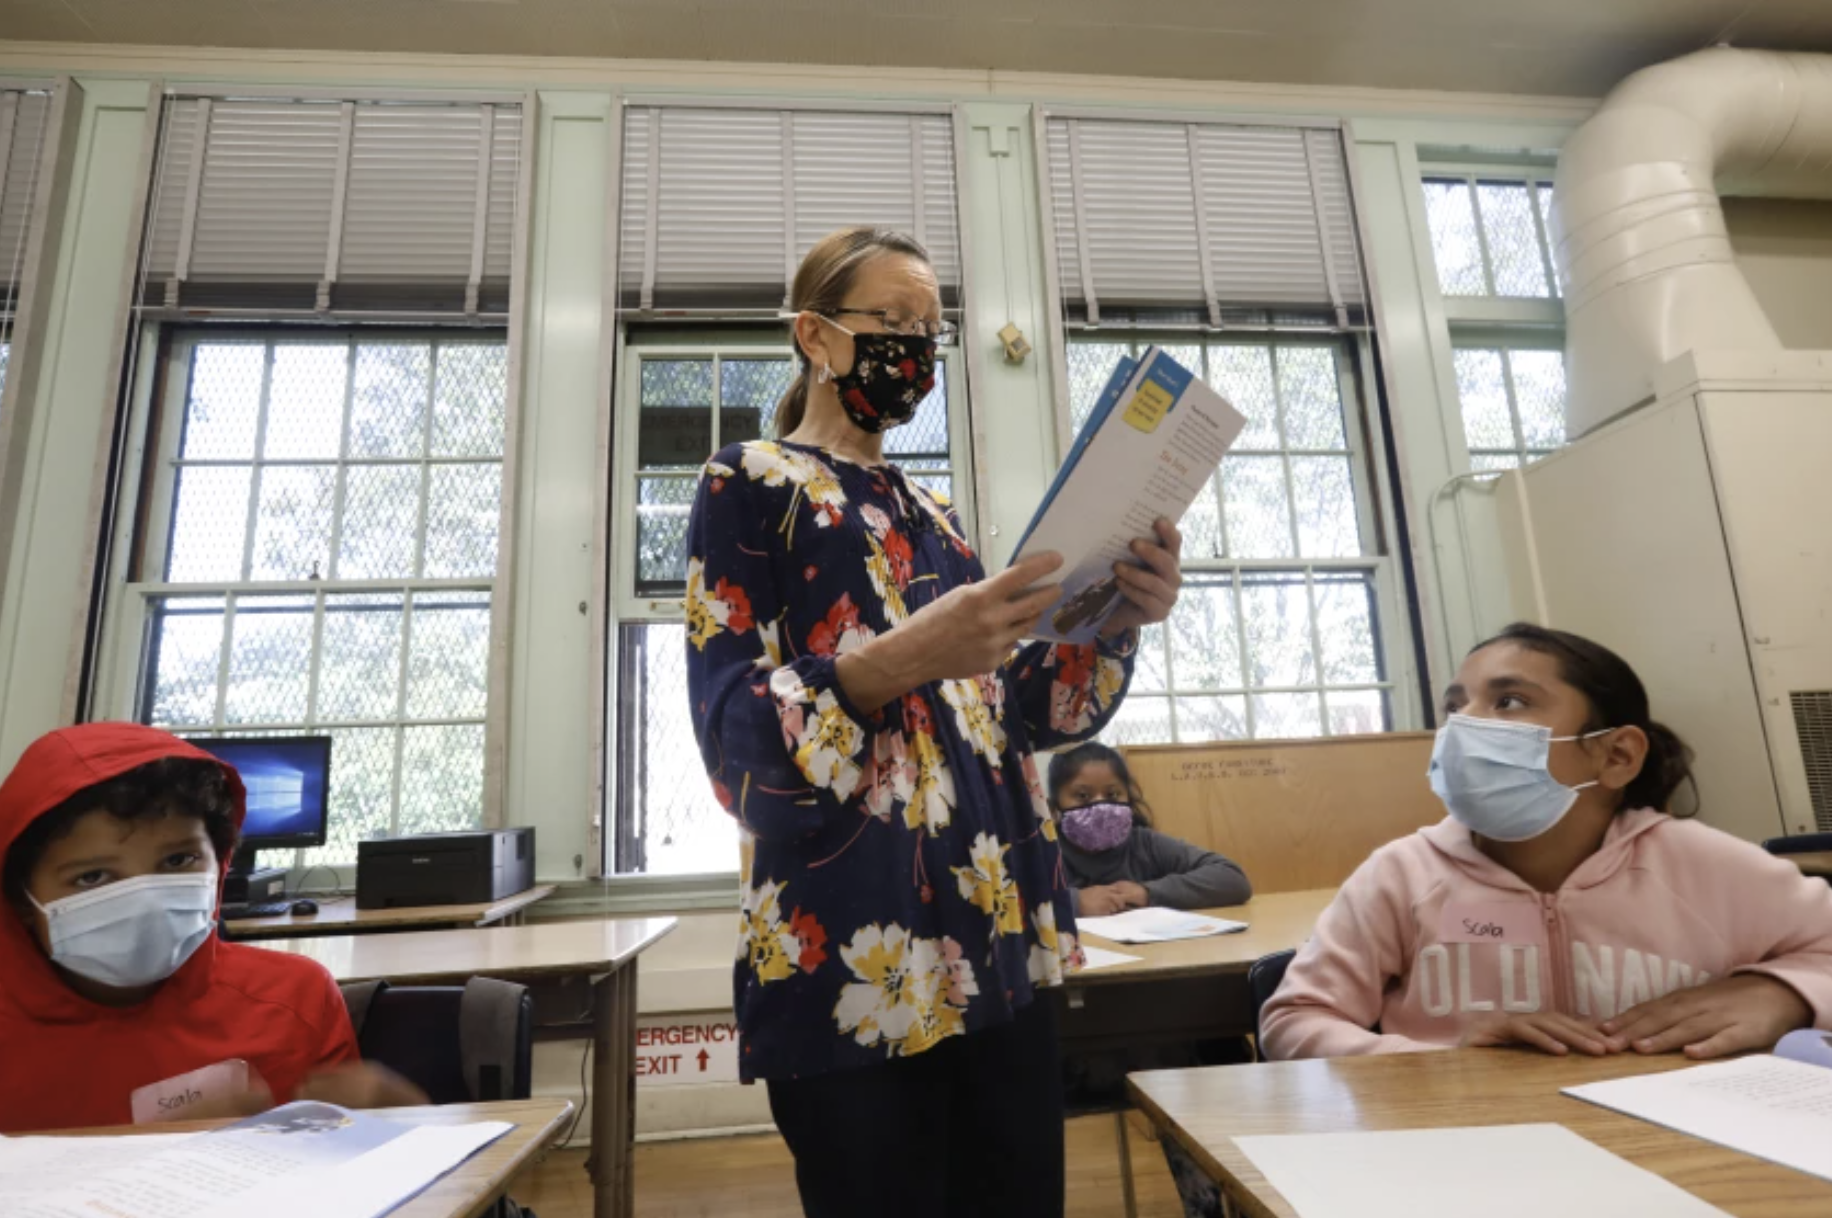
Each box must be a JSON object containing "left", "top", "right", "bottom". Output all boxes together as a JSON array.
[{"left": 0, "top": 722, "right": 420, "bottom": 1132}]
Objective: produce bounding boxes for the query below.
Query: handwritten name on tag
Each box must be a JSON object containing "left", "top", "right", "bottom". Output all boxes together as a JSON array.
[
  {"left": 130, "top": 1059, "right": 249, "bottom": 1124},
  {"left": 1438, "top": 902, "right": 1547, "bottom": 948}
]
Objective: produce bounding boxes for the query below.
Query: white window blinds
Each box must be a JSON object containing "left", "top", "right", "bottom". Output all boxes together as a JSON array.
[
  {"left": 1044, "top": 116, "right": 1368, "bottom": 327},
  {"left": 618, "top": 105, "right": 962, "bottom": 312},
  {"left": 142, "top": 96, "right": 523, "bottom": 315},
  {"left": 0, "top": 87, "right": 53, "bottom": 304}
]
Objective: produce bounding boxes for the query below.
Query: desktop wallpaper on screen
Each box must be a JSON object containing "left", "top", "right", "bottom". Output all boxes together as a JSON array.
[{"left": 193, "top": 739, "right": 330, "bottom": 841}]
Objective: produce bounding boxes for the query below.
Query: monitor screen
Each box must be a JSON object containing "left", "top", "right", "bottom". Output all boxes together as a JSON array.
[{"left": 188, "top": 736, "right": 332, "bottom": 849}]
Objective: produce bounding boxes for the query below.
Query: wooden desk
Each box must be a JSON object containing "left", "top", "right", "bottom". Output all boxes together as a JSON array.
[
  {"left": 1130, "top": 1051, "right": 1832, "bottom": 1218},
  {"left": 225, "top": 885, "right": 556, "bottom": 940},
  {"left": 71, "top": 1098, "right": 572, "bottom": 1218},
  {"left": 269, "top": 918, "right": 675, "bottom": 1218},
  {"left": 1788, "top": 850, "right": 1832, "bottom": 881},
  {"left": 1070, "top": 889, "right": 1335, "bottom": 987}
]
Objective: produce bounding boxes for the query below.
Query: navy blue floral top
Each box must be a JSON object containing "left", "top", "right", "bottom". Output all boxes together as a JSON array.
[{"left": 685, "top": 440, "right": 1137, "bottom": 1081}]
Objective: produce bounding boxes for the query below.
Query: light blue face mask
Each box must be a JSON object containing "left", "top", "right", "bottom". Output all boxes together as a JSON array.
[{"left": 1427, "top": 714, "right": 1612, "bottom": 842}]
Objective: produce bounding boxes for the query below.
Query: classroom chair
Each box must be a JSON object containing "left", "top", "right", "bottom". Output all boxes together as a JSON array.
[
  {"left": 339, "top": 977, "right": 535, "bottom": 1103},
  {"left": 1247, "top": 949, "right": 1297, "bottom": 1062},
  {"left": 1762, "top": 832, "right": 1832, "bottom": 885}
]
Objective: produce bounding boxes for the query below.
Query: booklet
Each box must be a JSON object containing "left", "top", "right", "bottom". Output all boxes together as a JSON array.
[
  {"left": 1563, "top": 1055, "right": 1832, "bottom": 1184},
  {"left": 1074, "top": 906, "right": 1249, "bottom": 944},
  {"left": 1010, "top": 347, "right": 1247, "bottom": 644},
  {"left": 0, "top": 1101, "right": 512, "bottom": 1218}
]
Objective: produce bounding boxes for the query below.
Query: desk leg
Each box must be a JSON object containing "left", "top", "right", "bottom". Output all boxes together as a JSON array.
[{"left": 587, "top": 963, "right": 639, "bottom": 1218}]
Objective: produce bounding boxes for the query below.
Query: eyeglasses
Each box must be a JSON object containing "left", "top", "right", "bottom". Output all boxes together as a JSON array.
[{"left": 810, "top": 309, "right": 958, "bottom": 346}]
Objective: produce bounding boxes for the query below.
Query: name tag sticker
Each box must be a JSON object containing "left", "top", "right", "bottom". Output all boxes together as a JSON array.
[
  {"left": 1438, "top": 902, "right": 1547, "bottom": 948},
  {"left": 130, "top": 1059, "right": 249, "bottom": 1124}
]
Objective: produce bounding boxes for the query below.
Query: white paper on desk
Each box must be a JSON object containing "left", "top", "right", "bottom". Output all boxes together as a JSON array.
[
  {"left": 1075, "top": 945, "right": 1143, "bottom": 971},
  {"left": 1565, "top": 1055, "right": 1832, "bottom": 1183},
  {"left": 3, "top": 1103, "right": 511, "bottom": 1218},
  {"left": 1234, "top": 1124, "right": 1728, "bottom": 1218},
  {"left": 1074, "top": 907, "right": 1248, "bottom": 944}
]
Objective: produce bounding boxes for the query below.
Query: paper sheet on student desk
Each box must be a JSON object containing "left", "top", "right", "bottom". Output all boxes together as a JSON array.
[
  {"left": 1075, "top": 945, "right": 1143, "bottom": 971},
  {"left": 1564, "top": 1055, "right": 1832, "bottom": 1183},
  {"left": 1074, "top": 907, "right": 1247, "bottom": 944},
  {"left": 1234, "top": 1124, "right": 1728, "bottom": 1218}
]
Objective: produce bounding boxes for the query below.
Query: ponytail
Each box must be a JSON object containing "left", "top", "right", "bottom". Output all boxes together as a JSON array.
[
  {"left": 1473, "top": 623, "right": 1700, "bottom": 816},
  {"left": 776, "top": 367, "right": 811, "bottom": 439}
]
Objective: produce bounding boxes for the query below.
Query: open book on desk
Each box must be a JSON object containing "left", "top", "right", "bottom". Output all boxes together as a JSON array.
[
  {"left": 1, "top": 1101, "right": 511, "bottom": 1218},
  {"left": 1010, "top": 347, "right": 1247, "bottom": 644}
]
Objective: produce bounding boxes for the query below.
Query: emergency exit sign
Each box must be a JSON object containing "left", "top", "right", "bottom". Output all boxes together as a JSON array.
[{"left": 633, "top": 1014, "right": 741, "bottom": 1086}]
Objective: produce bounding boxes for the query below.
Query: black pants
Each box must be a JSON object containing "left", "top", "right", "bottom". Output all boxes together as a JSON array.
[{"left": 766, "top": 998, "right": 1066, "bottom": 1218}]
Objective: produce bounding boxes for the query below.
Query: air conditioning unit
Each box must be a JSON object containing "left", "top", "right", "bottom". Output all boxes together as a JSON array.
[{"left": 1496, "top": 351, "right": 1832, "bottom": 845}]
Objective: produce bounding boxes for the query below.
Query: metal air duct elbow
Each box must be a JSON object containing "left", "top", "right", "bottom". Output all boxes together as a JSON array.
[{"left": 1553, "top": 46, "right": 1832, "bottom": 437}]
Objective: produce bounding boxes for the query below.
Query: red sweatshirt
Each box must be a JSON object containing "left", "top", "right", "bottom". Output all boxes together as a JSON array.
[{"left": 0, "top": 723, "right": 358, "bottom": 1133}]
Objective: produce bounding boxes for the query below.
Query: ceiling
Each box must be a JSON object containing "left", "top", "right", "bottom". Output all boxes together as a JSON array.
[{"left": 6, "top": 0, "right": 1832, "bottom": 97}]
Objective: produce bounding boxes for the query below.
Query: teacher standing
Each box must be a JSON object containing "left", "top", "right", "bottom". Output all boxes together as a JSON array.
[{"left": 685, "top": 226, "right": 1182, "bottom": 1218}]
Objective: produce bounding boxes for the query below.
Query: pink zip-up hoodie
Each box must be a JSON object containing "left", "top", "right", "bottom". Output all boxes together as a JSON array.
[{"left": 1261, "top": 809, "right": 1832, "bottom": 1060}]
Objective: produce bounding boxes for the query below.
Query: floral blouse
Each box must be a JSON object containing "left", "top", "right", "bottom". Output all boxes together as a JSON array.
[{"left": 685, "top": 439, "right": 1137, "bottom": 1082}]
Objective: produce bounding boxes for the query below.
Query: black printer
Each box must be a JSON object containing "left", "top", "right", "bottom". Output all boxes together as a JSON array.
[{"left": 356, "top": 828, "right": 535, "bottom": 909}]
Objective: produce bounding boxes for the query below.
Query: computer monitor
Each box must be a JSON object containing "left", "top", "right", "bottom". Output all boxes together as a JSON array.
[{"left": 186, "top": 736, "right": 332, "bottom": 873}]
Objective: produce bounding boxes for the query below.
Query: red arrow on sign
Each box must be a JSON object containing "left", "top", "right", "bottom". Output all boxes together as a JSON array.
[{"left": 696, "top": 1049, "right": 710, "bottom": 1072}]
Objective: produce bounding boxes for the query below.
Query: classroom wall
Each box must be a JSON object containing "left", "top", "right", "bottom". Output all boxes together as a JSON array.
[{"left": 1724, "top": 198, "right": 1832, "bottom": 351}]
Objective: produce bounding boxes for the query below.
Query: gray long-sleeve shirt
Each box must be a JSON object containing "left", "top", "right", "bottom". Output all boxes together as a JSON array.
[{"left": 1058, "top": 826, "right": 1252, "bottom": 910}]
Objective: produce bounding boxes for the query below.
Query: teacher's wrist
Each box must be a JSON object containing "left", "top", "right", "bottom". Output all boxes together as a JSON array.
[{"left": 835, "top": 631, "right": 928, "bottom": 715}]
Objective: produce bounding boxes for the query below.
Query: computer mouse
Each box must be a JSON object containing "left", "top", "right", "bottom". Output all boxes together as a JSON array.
[{"left": 290, "top": 898, "right": 319, "bottom": 916}]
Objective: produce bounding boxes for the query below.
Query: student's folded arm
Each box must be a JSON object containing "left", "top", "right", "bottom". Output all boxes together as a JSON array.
[
  {"left": 686, "top": 462, "right": 879, "bottom": 843},
  {"left": 1718, "top": 839, "right": 1832, "bottom": 1028},
  {"left": 1259, "top": 860, "right": 1442, "bottom": 1060},
  {"left": 1005, "top": 630, "right": 1138, "bottom": 751},
  {"left": 1137, "top": 830, "right": 1252, "bottom": 909}
]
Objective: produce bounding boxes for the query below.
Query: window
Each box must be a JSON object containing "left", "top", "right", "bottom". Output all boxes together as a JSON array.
[
  {"left": 131, "top": 332, "right": 508, "bottom": 866},
  {"left": 1065, "top": 337, "right": 1393, "bottom": 745},
  {"left": 1421, "top": 176, "right": 1558, "bottom": 300},
  {"left": 1452, "top": 340, "right": 1567, "bottom": 472},
  {"left": 611, "top": 338, "right": 969, "bottom": 875},
  {"left": 1421, "top": 169, "right": 1571, "bottom": 475},
  {"left": 1, "top": 84, "right": 56, "bottom": 412}
]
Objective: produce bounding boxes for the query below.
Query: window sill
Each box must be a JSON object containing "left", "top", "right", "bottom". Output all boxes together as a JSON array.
[{"left": 532, "top": 871, "right": 740, "bottom": 919}]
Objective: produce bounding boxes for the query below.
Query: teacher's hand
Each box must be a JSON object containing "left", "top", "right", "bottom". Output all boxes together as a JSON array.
[
  {"left": 836, "top": 551, "right": 1064, "bottom": 713},
  {"left": 1101, "top": 518, "right": 1182, "bottom": 638}
]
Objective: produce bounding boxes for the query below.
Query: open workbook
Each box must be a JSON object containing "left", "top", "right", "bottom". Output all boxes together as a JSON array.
[
  {"left": 1010, "top": 347, "right": 1247, "bottom": 644},
  {"left": 0, "top": 1101, "right": 511, "bottom": 1218}
]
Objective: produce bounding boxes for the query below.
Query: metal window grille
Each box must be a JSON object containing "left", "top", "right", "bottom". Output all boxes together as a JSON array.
[
  {"left": 1065, "top": 335, "right": 1392, "bottom": 745},
  {"left": 1451, "top": 342, "right": 1569, "bottom": 474},
  {"left": 136, "top": 332, "right": 508, "bottom": 866},
  {"left": 1421, "top": 176, "right": 1559, "bottom": 301}
]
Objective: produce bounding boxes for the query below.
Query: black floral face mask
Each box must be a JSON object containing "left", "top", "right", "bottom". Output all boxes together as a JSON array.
[{"left": 831, "top": 332, "right": 938, "bottom": 434}]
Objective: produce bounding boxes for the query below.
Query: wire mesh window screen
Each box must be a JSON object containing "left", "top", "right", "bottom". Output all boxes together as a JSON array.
[
  {"left": 1065, "top": 336, "right": 1391, "bottom": 745},
  {"left": 618, "top": 106, "right": 961, "bottom": 313},
  {"left": 631, "top": 351, "right": 954, "bottom": 596},
  {"left": 142, "top": 96, "right": 522, "bottom": 315},
  {"left": 1044, "top": 116, "right": 1367, "bottom": 326},
  {"left": 1452, "top": 343, "right": 1568, "bottom": 473},
  {"left": 1422, "top": 176, "right": 1558, "bottom": 300},
  {"left": 139, "top": 333, "right": 507, "bottom": 866}
]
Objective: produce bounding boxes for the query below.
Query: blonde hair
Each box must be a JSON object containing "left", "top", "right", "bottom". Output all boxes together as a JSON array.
[{"left": 777, "top": 227, "right": 933, "bottom": 437}]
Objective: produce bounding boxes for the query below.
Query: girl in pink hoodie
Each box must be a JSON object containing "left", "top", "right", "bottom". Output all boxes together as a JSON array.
[{"left": 1262, "top": 623, "right": 1832, "bottom": 1062}]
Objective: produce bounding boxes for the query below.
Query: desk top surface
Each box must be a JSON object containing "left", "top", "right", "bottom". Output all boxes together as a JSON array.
[
  {"left": 1130, "top": 1050, "right": 1832, "bottom": 1218},
  {"left": 1788, "top": 850, "right": 1832, "bottom": 879},
  {"left": 61, "top": 1098, "right": 572, "bottom": 1218},
  {"left": 1068, "top": 888, "right": 1335, "bottom": 987},
  {"left": 263, "top": 916, "right": 677, "bottom": 983},
  {"left": 226, "top": 886, "right": 557, "bottom": 937}
]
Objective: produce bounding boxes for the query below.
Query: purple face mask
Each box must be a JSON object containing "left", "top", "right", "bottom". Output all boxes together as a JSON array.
[{"left": 1059, "top": 802, "right": 1133, "bottom": 853}]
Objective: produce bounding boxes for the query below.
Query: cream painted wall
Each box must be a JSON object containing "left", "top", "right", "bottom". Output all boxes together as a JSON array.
[{"left": 1726, "top": 197, "right": 1832, "bottom": 351}]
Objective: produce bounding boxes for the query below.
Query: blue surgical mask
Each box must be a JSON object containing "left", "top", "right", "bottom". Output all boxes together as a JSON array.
[
  {"left": 1428, "top": 714, "right": 1611, "bottom": 842},
  {"left": 29, "top": 871, "right": 217, "bottom": 989}
]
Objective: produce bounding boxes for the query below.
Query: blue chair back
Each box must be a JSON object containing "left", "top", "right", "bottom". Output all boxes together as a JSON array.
[{"left": 1763, "top": 832, "right": 1832, "bottom": 856}]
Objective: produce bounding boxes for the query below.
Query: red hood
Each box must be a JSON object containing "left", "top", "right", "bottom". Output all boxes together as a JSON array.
[{"left": 0, "top": 723, "right": 247, "bottom": 1023}]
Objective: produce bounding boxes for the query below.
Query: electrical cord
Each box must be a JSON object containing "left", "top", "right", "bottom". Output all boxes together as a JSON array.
[{"left": 556, "top": 1037, "right": 594, "bottom": 1150}]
